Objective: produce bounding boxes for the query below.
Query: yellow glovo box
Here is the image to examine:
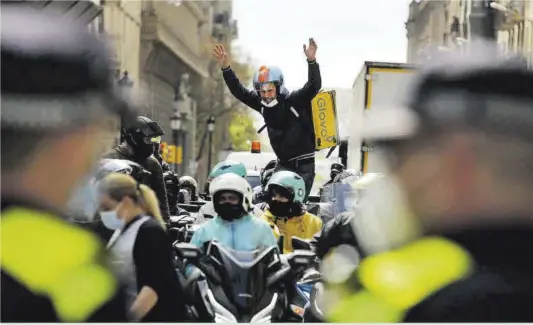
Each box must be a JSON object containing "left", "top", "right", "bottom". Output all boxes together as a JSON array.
[{"left": 311, "top": 90, "right": 340, "bottom": 151}]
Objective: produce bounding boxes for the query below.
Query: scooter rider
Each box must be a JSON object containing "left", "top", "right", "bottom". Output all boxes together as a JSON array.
[
  {"left": 197, "top": 160, "right": 264, "bottom": 223},
  {"left": 190, "top": 173, "right": 277, "bottom": 250},
  {"left": 253, "top": 168, "right": 275, "bottom": 207},
  {"left": 260, "top": 171, "right": 323, "bottom": 253},
  {"left": 213, "top": 39, "right": 321, "bottom": 202},
  {"left": 253, "top": 159, "right": 277, "bottom": 206},
  {"left": 179, "top": 176, "right": 200, "bottom": 202},
  {"left": 103, "top": 116, "right": 171, "bottom": 221},
  {"left": 163, "top": 171, "right": 190, "bottom": 217}
]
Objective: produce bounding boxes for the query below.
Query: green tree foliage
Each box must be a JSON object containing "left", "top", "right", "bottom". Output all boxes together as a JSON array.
[{"left": 229, "top": 110, "right": 257, "bottom": 151}]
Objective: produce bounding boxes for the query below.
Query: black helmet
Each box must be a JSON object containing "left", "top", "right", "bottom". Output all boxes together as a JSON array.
[
  {"left": 260, "top": 160, "right": 277, "bottom": 188},
  {"left": 1, "top": 6, "right": 136, "bottom": 129},
  {"left": 121, "top": 116, "right": 164, "bottom": 159},
  {"left": 163, "top": 170, "right": 180, "bottom": 199}
]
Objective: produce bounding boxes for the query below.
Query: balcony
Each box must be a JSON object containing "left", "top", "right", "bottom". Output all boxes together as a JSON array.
[
  {"left": 142, "top": 0, "right": 209, "bottom": 79},
  {"left": 17, "top": 0, "right": 102, "bottom": 24}
]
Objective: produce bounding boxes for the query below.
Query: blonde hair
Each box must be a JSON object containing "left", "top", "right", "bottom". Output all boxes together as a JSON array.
[{"left": 98, "top": 173, "right": 166, "bottom": 228}]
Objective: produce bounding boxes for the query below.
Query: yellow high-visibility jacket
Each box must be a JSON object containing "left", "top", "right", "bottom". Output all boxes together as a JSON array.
[{"left": 261, "top": 209, "right": 322, "bottom": 253}]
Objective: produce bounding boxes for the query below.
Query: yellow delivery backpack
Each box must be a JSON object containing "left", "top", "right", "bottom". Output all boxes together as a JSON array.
[{"left": 311, "top": 90, "right": 340, "bottom": 151}]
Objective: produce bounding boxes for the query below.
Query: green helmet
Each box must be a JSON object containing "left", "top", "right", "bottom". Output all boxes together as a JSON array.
[
  {"left": 266, "top": 170, "right": 306, "bottom": 204},
  {"left": 209, "top": 160, "right": 247, "bottom": 179}
]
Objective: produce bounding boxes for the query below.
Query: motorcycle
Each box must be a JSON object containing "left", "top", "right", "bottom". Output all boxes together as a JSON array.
[
  {"left": 285, "top": 237, "right": 325, "bottom": 322},
  {"left": 168, "top": 215, "right": 198, "bottom": 243},
  {"left": 174, "top": 240, "right": 316, "bottom": 322}
]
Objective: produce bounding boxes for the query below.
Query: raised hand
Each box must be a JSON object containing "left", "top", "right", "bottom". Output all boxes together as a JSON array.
[
  {"left": 212, "top": 44, "right": 230, "bottom": 69},
  {"left": 303, "top": 38, "right": 317, "bottom": 61}
]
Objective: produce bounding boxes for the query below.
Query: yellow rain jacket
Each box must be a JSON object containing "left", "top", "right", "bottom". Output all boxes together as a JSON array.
[{"left": 261, "top": 209, "right": 323, "bottom": 253}]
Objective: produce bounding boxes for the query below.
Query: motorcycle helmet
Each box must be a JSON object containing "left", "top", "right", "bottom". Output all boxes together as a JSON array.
[
  {"left": 163, "top": 170, "right": 180, "bottom": 201},
  {"left": 95, "top": 159, "right": 133, "bottom": 181},
  {"left": 267, "top": 170, "right": 306, "bottom": 204},
  {"left": 266, "top": 170, "right": 306, "bottom": 217},
  {"left": 252, "top": 65, "right": 284, "bottom": 104},
  {"left": 260, "top": 159, "right": 277, "bottom": 188},
  {"left": 253, "top": 66, "right": 284, "bottom": 90},
  {"left": 209, "top": 160, "right": 247, "bottom": 179},
  {"left": 210, "top": 173, "right": 253, "bottom": 221},
  {"left": 179, "top": 176, "right": 198, "bottom": 200},
  {"left": 121, "top": 116, "right": 164, "bottom": 159}
]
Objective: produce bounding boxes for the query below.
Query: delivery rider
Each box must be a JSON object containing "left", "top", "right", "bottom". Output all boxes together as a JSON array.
[
  {"left": 260, "top": 171, "right": 322, "bottom": 253},
  {"left": 1, "top": 6, "right": 135, "bottom": 322},
  {"left": 322, "top": 42, "right": 533, "bottom": 322},
  {"left": 212, "top": 39, "right": 322, "bottom": 202}
]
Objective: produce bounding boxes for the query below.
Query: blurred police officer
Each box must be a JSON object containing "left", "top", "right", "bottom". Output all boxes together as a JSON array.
[
  {"left": 1, "top": 6, "right": 134, "bottom": 321},
  {"left": 325, "top": 42, "right": 533, "bottom": 322}
]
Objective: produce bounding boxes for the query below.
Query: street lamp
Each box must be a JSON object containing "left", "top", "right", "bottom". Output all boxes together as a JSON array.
[
  {"left": 206, "top": 116, "right": 216, "bottom": 178},
  {"left": 170, "top": 112, "right": 182, "bottom": 173}
]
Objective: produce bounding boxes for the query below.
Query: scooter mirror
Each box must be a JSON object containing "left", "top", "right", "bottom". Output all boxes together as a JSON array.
[
  {"left": 173, "top": 242, "right": 202, "bottom": 260},
  {"left": 292, "top": 237, "right": 312, "bottom": 250}
]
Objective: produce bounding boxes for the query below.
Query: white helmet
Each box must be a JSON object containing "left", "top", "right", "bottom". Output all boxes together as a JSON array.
[{"left": 209, "top": 173, "right": 253, "bottom": 212}]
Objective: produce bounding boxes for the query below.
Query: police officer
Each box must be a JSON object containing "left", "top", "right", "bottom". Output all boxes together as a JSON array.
[
  {"left": 213, "top": 39, "right": 321, "bottom": 202},
  {"left": 324, "top": 42, "right": 533, "bottom": 322},
  {"left": 323, "top": 163, "right": 345, "bottom": 188},
  {"left": 1, "top": 6, "right": 131, "bottom": 321},
  {"left": 103, "top": 116, "right": 171, "bottom": 221}
]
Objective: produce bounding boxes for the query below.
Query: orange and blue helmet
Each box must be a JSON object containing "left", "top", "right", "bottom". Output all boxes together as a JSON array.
[{"left": 252, "top": 65, "right": 284, "bottom": 91}]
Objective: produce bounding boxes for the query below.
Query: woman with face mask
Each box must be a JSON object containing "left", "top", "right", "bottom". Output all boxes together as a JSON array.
[
  {"left": 97, "top": 173, "right": 188, "bottom": 322},
  {"left": 260, "top": 170, "right": 323, "bottom": 253}
]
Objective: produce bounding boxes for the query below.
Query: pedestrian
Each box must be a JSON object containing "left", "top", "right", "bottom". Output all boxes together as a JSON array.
[{"left": 98, "top": 173, "right": 188, "bottom": 322}]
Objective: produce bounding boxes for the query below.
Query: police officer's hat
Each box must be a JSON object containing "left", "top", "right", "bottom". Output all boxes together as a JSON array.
[
  {"left": 362, "top": 41, "right": 533, "bottom": 142},
  {"left": 1, "top": 6, "right": 137, "bottom": 129}
]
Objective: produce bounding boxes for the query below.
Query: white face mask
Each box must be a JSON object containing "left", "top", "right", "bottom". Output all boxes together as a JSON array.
[
  {"left": 261, "top": 99, "right": 279, "bottom": 107},
  {"left": 100, "top": 206, "right": 125, "bottom": 230}
]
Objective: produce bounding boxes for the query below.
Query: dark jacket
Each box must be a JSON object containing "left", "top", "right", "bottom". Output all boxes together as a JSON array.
[
  {"left": 103, "top": 144, "right": 171, "bottom": 220},
  {"left": 222, "top": 60, "right": 322, "bottom": 161},
  {"left": 405, "top": 226, "right": 533, "bottom": 322}
]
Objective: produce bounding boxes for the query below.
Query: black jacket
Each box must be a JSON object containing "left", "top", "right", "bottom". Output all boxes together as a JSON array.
[
  {"left": 103, "top": 144, "right": 171, "bottom": 221},
  {"left": 405, "top": 225, "right": 533, "bottom": 322},
  {"left": 222, "top": 60, "right": 322, "bottom": 161}
]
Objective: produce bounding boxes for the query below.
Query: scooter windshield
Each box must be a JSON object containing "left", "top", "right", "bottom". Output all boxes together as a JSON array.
[{"left": 206, "top": 242, "right": 277, "bottom": 312}]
